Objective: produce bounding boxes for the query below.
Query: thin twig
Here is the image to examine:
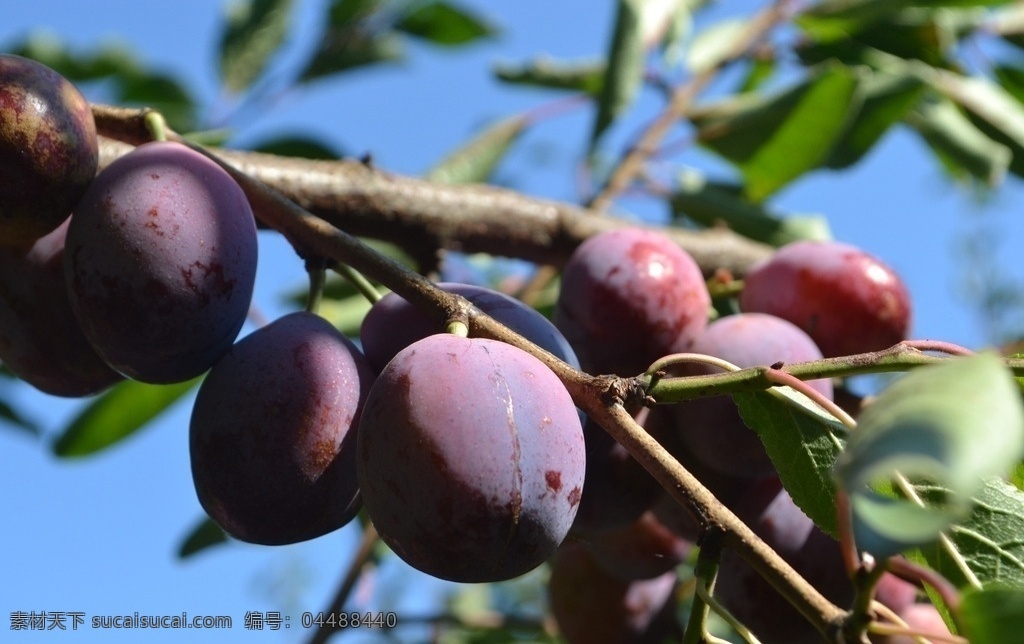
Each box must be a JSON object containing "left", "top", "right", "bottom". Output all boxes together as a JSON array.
[
  {"left": 588, "top": 1, "right": 789, "bottom": 211},
  {"left": 308, "top": 522, "right": 380, "bottom": 644}
]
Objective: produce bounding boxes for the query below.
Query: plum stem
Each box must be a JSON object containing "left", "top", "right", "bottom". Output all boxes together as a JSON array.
[
  {"left": 304, "top": 258, "right": 327, "bottom": 314},
  {"left": 333, "top": 263, "right": 382, "bottom": 304},
  {"left": 646, "top": 343, "right": 1024, "bottom": 404},
  {"left": 691, "top": 539, "right": 763, "bottom": 644},
  {"left": 445, "top": 320, "right": 469, "bottom": 337},
  {"left": 143, "top": 111, "right": 167, "bottom": 142}
]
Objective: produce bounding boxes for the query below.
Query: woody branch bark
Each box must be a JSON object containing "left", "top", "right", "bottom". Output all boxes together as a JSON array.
[{"left": 95, "top": 115, "right": 771, "bottom": 277}]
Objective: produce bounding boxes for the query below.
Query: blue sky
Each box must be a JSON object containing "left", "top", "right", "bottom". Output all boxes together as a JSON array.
[{"left": 2, "top": 1, "right": 1023, "bottom": 643}]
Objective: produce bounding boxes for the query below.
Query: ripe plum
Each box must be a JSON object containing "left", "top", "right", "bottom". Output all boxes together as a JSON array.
[
  {"left": 571, "top": 410, "right": 667, "bottom": 534},
  {"left": 0, "top": 219, "right": 121, "bottom": 396},
  {"left": 548, "top": 542, "right": 682, "bottom": 643},
  {"left": 65, "top": 141, "right": 257, "bottom": 383},
  {"left": 554, "top": 228, "right": 710, "bottom": 375},
  {"left": 670, "top": 312, "right": 832, "bottom": 478},
  {"left": 358, "top": 334, "right": 585, "bottom": 583},
  {"left": 360, "top": 282, "right": 579, "bottom": 373},
  {"left": 739, "top": 240, "right": 911, "bottom": 357},
  {"left": 581, "top": 510, "right": 692, "bottom": 582},
  {"left": 715, "top": 477, "right": 853, "bottom": 643},
  {"left": 0, "top": 54, "right": 97, "bottom": 247},
  {"left": 190, "top": 312, "right": 373, "bottom": 545}
]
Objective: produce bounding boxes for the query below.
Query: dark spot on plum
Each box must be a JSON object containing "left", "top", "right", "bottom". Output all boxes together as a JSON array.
[
  {"left": 546, "top": 470, "right": 562, "bottom": 493},
  {"left": 567, "top": 486, "right": 582, "bottom": 507}
]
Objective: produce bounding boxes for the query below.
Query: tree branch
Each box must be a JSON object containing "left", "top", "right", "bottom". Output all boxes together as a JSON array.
[
  {"left": 96, "top": 107, "right": 845, "bottom": 641},
  {"left": 94, "top": 114, "right": 772, "bottom": 278}
]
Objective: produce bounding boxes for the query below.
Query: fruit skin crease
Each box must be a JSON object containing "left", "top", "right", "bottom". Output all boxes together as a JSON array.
[{"left": 358, "top": 335, "right": 585, "bottom": 583}]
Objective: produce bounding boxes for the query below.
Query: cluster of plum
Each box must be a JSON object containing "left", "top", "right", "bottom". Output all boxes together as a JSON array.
[
  {"left": 1, "top": 53, "right": 948, "bottom": 642},
  {"left": 549, "top": 227, "right": 943, "bottom": 642}
]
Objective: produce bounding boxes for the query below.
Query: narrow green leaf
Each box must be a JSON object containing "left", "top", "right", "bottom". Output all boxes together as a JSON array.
[
  {"left": 656, "top": 0, "right": 694, "bottom": 67},
  {"left": 118, "top": 71, "right": 199, "bottom": 133},
  {"left": 914, "top": 477, "right": 1024, "bottom": 590},
  {"left": 316, "top": 293, "right": 375, "bottom": 337},
  {"left": 959, "top": 587, "right": 1024, "bottom": 643},
  {"left": 8, "top": 32, "right": 141, "bottom": 80},
  {"left": 178, "top": 516, "right": 229, "bottom": 559},
  {"left": 669, "top": 172, "right": 831, "bottom": 246},
  {"left": 0, "top": 395, "right": 40, "bottom": 437},
  {"left": 835, "top": 353, "right": 1024, "bottom": 559},
  {"left": 219, "top": 0, "right": 293, "bottom": 93},
  {"left": 734, "top": 387, "right": 848, "bottom": 537},
  {"left": 591, "top": 0, "right": 646, "bottom": 150},
  {"left": 425, "top": 116, "right": 527, "bottom": 185},
  {"left": 493, "top": 57, "right": 606, "bottom": 96},
  {"left": 737, "top": 55, "right": 776, "bottom": 94},
  {"left": 8, "top": 34, "right": 198, "bottom": 132},
  {"left": 933, "top": 71, "right": 1024, "bottom": 178},
  {"left": 796, "top": 0, "right": 914, "bottom": 43},
  {"left": 826, "top": 66, "right": 927, "bottom": 169},
  {"left": 394, "top": 1, "right": 497, "bottom": 46},
  {"left": 252, "top": 135, "right": 343, "bottom": 159},
  {"left": 994, "top": 65, "right": 1024, "bottom": 105},
  {"left": 53, "top": 378, "right": 200, "bottom": 457},
  {"left": 685, "top": 19, "right": 748, "bottom": 74},
  {"left": 691, "top": 62, "right": 862, "bottom": 201},
  {"left": 298, "top": 0, "right": 401, "bottom": 83},
  {"left": 907, "top": 98, "right": 1011, "bottom": 186}
]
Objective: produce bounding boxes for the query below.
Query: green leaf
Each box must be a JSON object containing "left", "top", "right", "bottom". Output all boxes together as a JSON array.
[
  {"left": 908, "top": 98, "right": 1011, "bottom": 186},
  {"left": 7, "top": 34, "right": 198, "bottom": 131},
  {"left": 394, "top": 1, "right": 497, "bottom": 46},
  {"left": 252, "top": 135, "right": 343, "bottom": 159},
  {"left": 0, "top": 397, "right": 40, "bottom": 437},
  {"left": 994, "top": 65, "right": 1024, "bottom": 106},
  {"left": 835, "top": 353, "right": 1024, "bottom": 559},
  {"left": 298, "top": 0, "right": 402, "bottom": 83},
  {"left": 685, "top": 19, "right": 748, "bottom": 74},
  {"left": 825, "top": 66, "right": 927, "bottom": 169},
  {"left": 737, "top": 55, "right": 776, "bottom": 94},
  {"left": 959, "top": 587, "right": 1024, "bottom": 643},
  {"left": 932, "top": 71, "right": 1024, "bottom": 179},
  {"left": 8, "top": 32, "right": 141, "bottom": 80},
  {"left": 591, "top": 0, "right": 646, "bottom": 150},
  {"left": 118, "top": 71, "right": 199, "bottom": 133},
  {"left": 669, "top": 172, "right": 831, "bottom": 246},
  {"left": 734, "top": 387, "right": 849, "bottom": 537},
  {"left": 493, "top": 57, "right": 606, "bottom": 96},
  {"left": 219, "top": 0, "right": 293, "bottom": 93},
  {"left": 425, "top": 116, "right": 527, "bottom": 185},
  {"left": 53, "top": 378, "right": 200, "bottom": 457},
  {"left": 178, "top": 516, "right": 229, "bottom": 559},
  {"left": 316, "top": 294, "right": 376, "bottom": 338},
  {"left": 914, "top": 477, "right": 1024, "bottom": 590},
  {"left": 691, "top": 62, "right": 862, "bottom": 201},
  {"left": 796, "top": 0, "right": 913, "bottom": 43}
]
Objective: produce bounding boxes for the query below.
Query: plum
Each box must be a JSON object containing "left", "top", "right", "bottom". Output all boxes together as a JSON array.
[
  {"left": 554, "top": 228, "right": 711, "bottom": 376},
  {"left": 740, "top": 240, "right": 911, "bottom": 357},
  {"left": 358, "top": 334, "right": 585, "bottom": 582},
  {"left": 0, "top": 54, "right": 97, "bottom": 247},
  {"left": 65, "top": 141, "right": 257, "bottom": 383},
  {"left": 0, "top": 219, "right": 121, "bottom": 396},
  {"left": 190, "top": 312, "right": 373, "bottom": 545}
]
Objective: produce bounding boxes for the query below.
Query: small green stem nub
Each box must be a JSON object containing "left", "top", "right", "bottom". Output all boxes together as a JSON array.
[
  {"left": 305, "top": 258, "right": 327, "bottom": 314},
  {"left": 446, "top": 320, "right": 469, "bottom": 337},
  {"left": 144, "top": 110, "right": 168, "bottom": 142}
]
